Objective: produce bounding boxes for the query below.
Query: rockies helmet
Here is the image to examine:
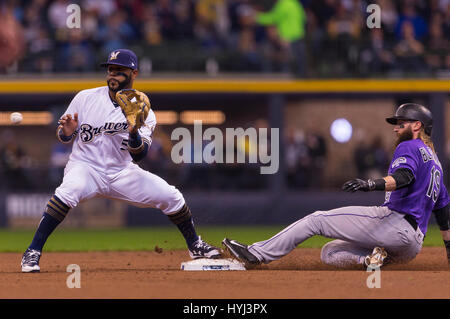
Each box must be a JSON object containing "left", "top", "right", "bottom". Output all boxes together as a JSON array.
[{"left": 386, "top": 103, "right": 433, "bottom": 136}]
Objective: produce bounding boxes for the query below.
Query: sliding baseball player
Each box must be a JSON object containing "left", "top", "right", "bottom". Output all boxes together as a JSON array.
[{"left": 223, "top": 103, "right": 450, "bottom": 268}]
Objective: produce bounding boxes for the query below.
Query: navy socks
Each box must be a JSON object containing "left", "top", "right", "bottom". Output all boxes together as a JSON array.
[
  {"left": 167, "top": 205, "right": 199, "bottom": 248},
  {"left": 176, "top": 218, "right": 199, "bottom": 249},
  {"left": 28, "top": 213, "right": 61, "bottom": 252}
]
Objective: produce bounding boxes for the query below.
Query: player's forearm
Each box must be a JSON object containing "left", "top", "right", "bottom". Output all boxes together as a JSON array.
[
  {"left": 342, "top": 168, "right": 414, "bottom": 192},
  {"left": 383, "top": 176, "right": 396, "bottom": 191},
  {"left": 385, "top": 168, "right": 415, "bottom": 191},
  {"left": 381, "top": 173, "right": 412, "bottom": 192}
]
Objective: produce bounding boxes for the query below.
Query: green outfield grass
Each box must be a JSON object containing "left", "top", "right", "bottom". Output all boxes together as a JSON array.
[{"left": 0, "top": 225, "right": 444, "bottom": 252}]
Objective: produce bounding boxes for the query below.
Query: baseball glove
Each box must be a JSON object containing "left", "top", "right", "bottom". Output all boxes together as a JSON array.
[{"left": 116, "top": 89, "right": 150, "bottom": 131}]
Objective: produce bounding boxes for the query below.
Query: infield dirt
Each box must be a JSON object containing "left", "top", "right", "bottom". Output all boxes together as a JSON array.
[{"left": 2, "top": 247, "right": 449, "bottom": 299}]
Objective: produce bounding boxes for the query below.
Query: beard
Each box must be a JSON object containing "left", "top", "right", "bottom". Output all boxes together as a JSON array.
[
  {"left": 394, "top": 126, "right": 414, "bottom": 148},
  {"left": 107, "top": 73, "right": 131, "bottom": 93}
]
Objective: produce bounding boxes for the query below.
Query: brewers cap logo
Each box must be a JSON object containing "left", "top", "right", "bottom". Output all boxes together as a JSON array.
[
  {"left": 110, "top": 51, "right": 120, "bottom": 60},
  {"left": 100, "top": 49, "right": 138, "bottom": 69}
]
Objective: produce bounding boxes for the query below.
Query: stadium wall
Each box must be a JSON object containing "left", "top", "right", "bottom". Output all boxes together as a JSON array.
[{"left": 0, "top": 78, "right": 448, "bottom": 227}]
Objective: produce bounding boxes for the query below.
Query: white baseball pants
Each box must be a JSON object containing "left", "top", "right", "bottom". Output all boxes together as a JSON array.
[{"left": 55, "top": 161, "right": 185, "bottom": 214}]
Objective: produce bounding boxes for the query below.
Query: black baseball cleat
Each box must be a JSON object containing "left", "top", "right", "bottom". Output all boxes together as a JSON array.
[
  {"left": 21, "top": 248, "right": 41, "bottom": 273},
  {"left": 222, "top": 238, "right": 261, "bottom": 265},
  {"left": 188, "top": 236, "right": 222, "bottom": 259}
]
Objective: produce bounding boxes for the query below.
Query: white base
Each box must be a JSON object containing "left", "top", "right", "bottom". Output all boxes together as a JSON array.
[{"left": 181, "top": 258, "right": 246, "bottom": 271}]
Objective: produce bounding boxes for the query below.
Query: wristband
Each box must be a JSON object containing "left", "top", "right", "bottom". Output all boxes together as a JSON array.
[
  {"left": 56, "top": 125, "right": 74, "bottom": 143},
  {"left": 368, "top": 178, "right": 386, "bottom": 191},
  {"left": 128, "top": 131, "right": 144, "bottom": 154}
]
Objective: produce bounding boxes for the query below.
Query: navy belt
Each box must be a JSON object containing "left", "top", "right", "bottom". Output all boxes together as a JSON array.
[{"left": 404, "top": 214, "right": 418, "bottom": 231}]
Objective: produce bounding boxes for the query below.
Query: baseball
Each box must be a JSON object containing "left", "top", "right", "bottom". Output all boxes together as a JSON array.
[{"left": 10, "top": 112, "right": 23, "bottom": 124}]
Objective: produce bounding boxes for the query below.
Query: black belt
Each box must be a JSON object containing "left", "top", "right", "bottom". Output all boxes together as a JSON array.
[{"left": 404, "top": 214, "right": 418, "bottom": 231}]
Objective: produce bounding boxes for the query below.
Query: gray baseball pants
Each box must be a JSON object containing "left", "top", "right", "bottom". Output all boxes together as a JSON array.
[{"left": 248, "top": 206, "right": 424, "bottom": 267}]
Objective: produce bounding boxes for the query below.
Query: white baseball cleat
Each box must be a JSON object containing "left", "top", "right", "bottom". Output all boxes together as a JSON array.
[
  {"left": 21, "top": 248, "right": 41, "bottom": 273},
  {"left": 364, "top": 247, "right": 388, "bottom": 268},
  {"left": 188, "top": 236, "right": 222, "bottom": 259}
]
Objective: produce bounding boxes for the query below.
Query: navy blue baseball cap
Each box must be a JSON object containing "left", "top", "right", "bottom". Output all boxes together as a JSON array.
[{"left": 100, "top": 49, "right": 138, "bottom": 70}]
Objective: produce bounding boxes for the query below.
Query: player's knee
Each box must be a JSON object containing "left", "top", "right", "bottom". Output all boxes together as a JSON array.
[
  {"left": 320, "top": 240, "right": 347, "bottom": 265},
  {"left": 55, "top": 177, "right": 95, "bottom": 208},
  {"left": 160, "top": 187, "right": 185, "bottom": 214},
  {"left": 54, "top": 187, "right": 79, "bottom": 208},
  {"left": 306, "top": 210, "right": 326, "bottom": 231},
  {"left": 45, "top": 195, "right": 71, "bottom": 222},
  {"left": 320, "top": 241, "right": 336, "bottom": 264}
]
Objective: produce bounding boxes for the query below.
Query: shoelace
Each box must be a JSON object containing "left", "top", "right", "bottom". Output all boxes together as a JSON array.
[
  {"left": 192, "top": 237, "right": 213, "bottom": 251},
  {"left": 24, "top": 250, "right": 40, "bottom": 264},
  {"left": 193, "top": 237, "right": 205, "bottom": 248}
]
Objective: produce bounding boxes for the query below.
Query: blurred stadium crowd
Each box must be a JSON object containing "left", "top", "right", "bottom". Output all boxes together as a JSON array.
[
  {"left": 1, "top": 0, "right": 449, "bottom": 193},
  {"left": 1, "top": 0, "right": 449, "bottom": 77}
]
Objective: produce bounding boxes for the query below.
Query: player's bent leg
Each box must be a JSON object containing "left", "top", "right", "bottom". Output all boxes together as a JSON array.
[
  {"left": 55, "top": 162, "right": 103, "bottom": 208},
  {"left": 167, "top": 204, "right": 221, "bottom": 259},
  {"left": 381, "top": 216, "right": 423, "bottom": 265},
  {"left": 108, "top": 164, "right": 185, "bottom": 212},
  {"left": 22, "top": 163, "right": 101, "bottom": 273},
  {"left": 320, "top": 240, "right": 370, "bottom": 268},
  {"left": 248, "top": 206, "right": 391, "bottom": 264},
  {"left": 22, "top": 195, "right": 71, "bottom": 273},
  {"left": 108, "top": 164, "right": 221, "bottom": 259},
  {"left": 385, "top": 242, "right": 422, "bottom": 265}
]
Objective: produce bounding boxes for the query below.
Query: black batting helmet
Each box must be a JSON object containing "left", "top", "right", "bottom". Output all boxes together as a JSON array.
[{"left": 386, "top": 103, "right": 433, "bottom": 136}]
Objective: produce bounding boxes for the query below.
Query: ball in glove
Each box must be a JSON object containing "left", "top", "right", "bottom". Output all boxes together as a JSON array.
[{"left": 116, "top": 89, "right": 150, "bottom": 131}]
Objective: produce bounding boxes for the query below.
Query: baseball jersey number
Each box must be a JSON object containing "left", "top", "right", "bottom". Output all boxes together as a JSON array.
[
  {"left": 120, "top": 138, "right": 128, "bottom": 151},
  {"left": 426, "top": 166, "right": 440, "bottom": 202}
]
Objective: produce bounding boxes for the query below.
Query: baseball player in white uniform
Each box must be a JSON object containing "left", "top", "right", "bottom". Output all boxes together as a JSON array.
[{"left": 21, "top": 49, "right": 221, "bottom": 272}]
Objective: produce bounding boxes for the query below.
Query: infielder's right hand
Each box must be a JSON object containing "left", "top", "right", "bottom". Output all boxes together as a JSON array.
[{"left": 58, "top": 113, "right": 78, "bottom": 136}]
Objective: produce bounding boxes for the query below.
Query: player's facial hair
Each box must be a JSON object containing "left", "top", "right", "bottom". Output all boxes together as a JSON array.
[
  {"left": 395, "top": 125, "right": 414, "bottom": 147},
  {"left": 107, "top": 72, "right": 132, "bottom": 93}
]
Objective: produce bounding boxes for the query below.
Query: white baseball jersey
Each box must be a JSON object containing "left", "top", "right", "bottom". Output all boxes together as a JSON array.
[
  {"left": 62, "top": 86, "right": 156, "bottom": 173},
  {"left": 54, "top": 86, "right": 185, "bottom": 214}
]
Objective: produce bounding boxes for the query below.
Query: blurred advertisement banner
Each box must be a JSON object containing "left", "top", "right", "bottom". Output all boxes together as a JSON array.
[
  {"left": 6, "top": 194, "right": 50, "bottom": 219},
  {"left": 4, "top": 194, "right": 126, "bottom": 228}
]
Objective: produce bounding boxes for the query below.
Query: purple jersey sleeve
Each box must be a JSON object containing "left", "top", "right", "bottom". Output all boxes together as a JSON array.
[
  {"left": 435, "top": 181, "right": 450, "bottom": 210},
  {"left": 389, "top": 141, "right": 419, "bottom": 177}
]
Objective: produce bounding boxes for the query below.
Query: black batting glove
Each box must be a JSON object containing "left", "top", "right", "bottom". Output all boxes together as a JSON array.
[{"left": 342, "top": 178, "right": 375, "bottom": 193}]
